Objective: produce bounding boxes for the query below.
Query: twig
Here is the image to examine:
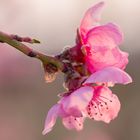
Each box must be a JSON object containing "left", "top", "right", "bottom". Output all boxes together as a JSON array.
[{"left": 0, "top": 31, "right": 64, "bottom": 71}]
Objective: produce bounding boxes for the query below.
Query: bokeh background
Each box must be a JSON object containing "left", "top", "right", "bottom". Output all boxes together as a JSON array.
[{"left": 0, "top": 0, "right": 139, "bottom": 140}]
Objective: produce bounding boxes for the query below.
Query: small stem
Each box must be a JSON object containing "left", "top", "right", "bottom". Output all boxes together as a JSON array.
[
  {"left": 10, "top": 34, "right": 41, "bottom": 44},
  {"left": 0, "top": 31, "right": 64, "bottom": 71}
]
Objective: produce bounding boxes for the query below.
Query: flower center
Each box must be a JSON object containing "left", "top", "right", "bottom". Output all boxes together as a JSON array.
[{"left": 87, "top": 95, "right": 113, "bottom": 119}]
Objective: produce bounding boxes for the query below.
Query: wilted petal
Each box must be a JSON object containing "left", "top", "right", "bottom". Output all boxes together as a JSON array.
[
  {"left": 85, "top": 46, "right": 128, "bottom": 72},
  {"left": 44, "top": 72, "right": 57, "bottom": 83},
  {"left": 60, "top": 86, "right": 93, "bottom": 117},
  {"left": 86, "top": 23, "right": 123, "bottom": 49},
  {"left": 87, "top": 86, "right": 120, "bottom": 123},
  {"left": 84, "top": 67, "right": 132, "bottom": 85},
  {"left": 80, "top": 1, "right": 105, "bottom": 36},
  {"left": 42, "top": 104, "right": 60, "bottom": 135},
  {"left": 62, "top": 116, "right": 84, "bottom": 131}
]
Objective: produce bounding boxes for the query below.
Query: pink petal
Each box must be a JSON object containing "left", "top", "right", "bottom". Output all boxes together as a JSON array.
[
  {"left": 86, "top": 23, "right": 123, "bottom": 49},
  {"left": 42, "top": 104, "right": 60, "bottom": 135},
  {"left": 87, "top": 86, "right": 120, "bottom": 123},
  {"left": 60, "top": 86, "right": 93, "bottom": 117},
  {"left": 62, "top": 116, "right": 84, "bottom": 131},
  {"left": 84, "top": 67, "right": 132, "bottom": 85},
  {"left": 80, "top": 1, "right": 105, "bottom": 36},
  {"left": 85, "top": 46, "right": 128, "bottom": 72}
]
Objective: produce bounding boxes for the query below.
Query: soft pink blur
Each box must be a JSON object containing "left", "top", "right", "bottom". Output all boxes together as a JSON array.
[{"left": 0, "top": 0, "right": 138, "bottom": 140}]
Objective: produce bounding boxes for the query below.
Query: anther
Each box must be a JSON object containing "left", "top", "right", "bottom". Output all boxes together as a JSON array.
[
  {"left": 91, "top": 102, "right": 93, "bottom": 106},
  {"left": 88, "top": 112, "right": 91, "bottom": 115}
]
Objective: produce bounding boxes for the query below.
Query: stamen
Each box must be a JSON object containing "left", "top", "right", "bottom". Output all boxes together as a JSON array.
[
  {"left": 99, "top": 95, "right": 113, "bottom": 103},
  {"left": 88, "top": 112, "right": 91, "bottom": 115},
  {"left": 96, "top": 97, "right": 107, "bottom": 104},
  {"left": 100, "top": 104, "right": 103, "bottom": 107},
  {"left": 74, "top": 117, "right": 82, "bottom": 127},
  {"left": 94, "top": 102, "right": 103, "bottom": 117}
]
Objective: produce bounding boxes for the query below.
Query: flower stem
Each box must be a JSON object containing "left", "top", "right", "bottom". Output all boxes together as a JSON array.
[{"left": 0, "top": 31, "right": 64, "bottom": 71}]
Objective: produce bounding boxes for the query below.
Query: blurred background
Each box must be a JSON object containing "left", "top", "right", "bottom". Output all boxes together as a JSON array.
[{"left": 0, "top": 0, "right": 139, "bottom": 140}]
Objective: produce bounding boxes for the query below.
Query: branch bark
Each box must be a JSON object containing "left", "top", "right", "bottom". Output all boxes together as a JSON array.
[{"left": 0, "top": 31, "right": 64, "bottom": 71}]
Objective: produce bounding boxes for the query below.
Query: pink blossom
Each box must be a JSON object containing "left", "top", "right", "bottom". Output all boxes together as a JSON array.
[
  {"left": 62, "top": 86, "right": 121, "bottom": 123},
  {"left": 85, "top": 86, "right": 120, "bottom": 123},
  {"left": 42, "top": 1, "right": 132, "bottom": 135},
  {"left": 78, "top": 2, "right": 128, "bottom": 72},
  {"left": 42, "top": 86, "right": 93, "bottom": 135},
  {"left": 84, "top": 46, "right": 128, "bottom": 73},
  {"left": 43, "top": 85, "right": 121, "bottom": 134},
  {"left": 42, "top": 104, "right": 85, "bottom": 135}
]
